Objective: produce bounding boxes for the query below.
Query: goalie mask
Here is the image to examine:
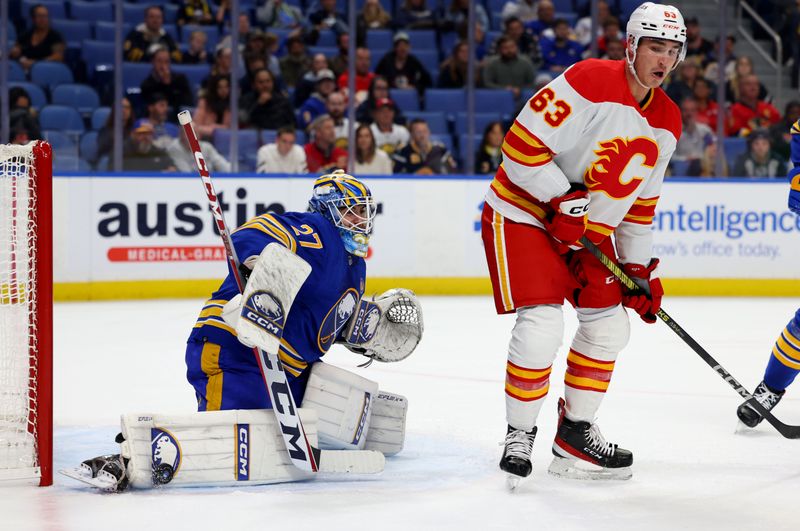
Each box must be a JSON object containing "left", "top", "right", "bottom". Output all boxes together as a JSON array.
[{"left": 309, "top": 170, "right": 376, "bottom": 258}]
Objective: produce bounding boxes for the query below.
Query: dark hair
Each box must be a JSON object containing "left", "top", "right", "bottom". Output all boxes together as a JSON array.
[
  {"left": 496, "top": 35, "right": 513, "bottom": 48},
  {"left": 277, "top": 125, "right": 296, "bottom": 138},
  {"left": 553, "top": 18, "right": 570, "bottom": 28},
  {"left": 367, "top": 75, "right": 390, "bottom": 103},
  {"left": 205, "top": 75, "right": 231, "bottom": 124},
  {"left": 252, "top": 68, "right": 276, "bottom": 94},
  {"left": 355, "top": 124, "right": 377, "bottom": 163},
  {"left": 478, "top": 121, "right": 503, "bottom": 151},
  {"left": 784, "top": 100, "right": 800, "bottom": 115},
  {"left": 146, "top": 91, "right": 168, "bottom": 105},
  {"left": 9, "top": 87, "right": 31, "bottom": 109},
  {"left": 408, "top": 118, "right": 427, "bottom": 132},
  {"left": 30, "top": 4, "right": 47, "bottom": 18},
  {"left": 144, "top": 5, "right": 164, "bottom": 17}
]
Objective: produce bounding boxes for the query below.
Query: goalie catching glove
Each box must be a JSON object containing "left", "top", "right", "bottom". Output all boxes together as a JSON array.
[{"left": 340, "top": 289, "right": 424, "bottom": 363}]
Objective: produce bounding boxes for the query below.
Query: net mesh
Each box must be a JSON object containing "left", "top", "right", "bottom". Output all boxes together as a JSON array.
[{"left": 0, "top": 143, "right": 40, "bottom": 479}]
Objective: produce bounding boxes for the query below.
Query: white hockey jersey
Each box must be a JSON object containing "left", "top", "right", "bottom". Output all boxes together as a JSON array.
[{"left": 485, "top": 59, "right": 681, "bottom": 265}]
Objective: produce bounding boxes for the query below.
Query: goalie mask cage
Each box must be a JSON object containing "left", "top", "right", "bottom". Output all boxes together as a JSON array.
[{"left": 0, "top": 141, "right": 52, "bottom": 486}]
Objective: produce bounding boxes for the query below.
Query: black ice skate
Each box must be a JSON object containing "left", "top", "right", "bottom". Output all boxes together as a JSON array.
[
  {"left": 500, "top": 425, "right": 537, "bottom": 490},
  {"left": 548, "top": 398, "right": 633, "bottom": 480},
  {"left": 737, "top": 381, "right": 786, "bottom": 428},
  {"left": 60, "top": 454, "right": 129, "bottom": 492}
]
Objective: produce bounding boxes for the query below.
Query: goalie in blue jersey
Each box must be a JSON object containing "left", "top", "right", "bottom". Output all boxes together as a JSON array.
[{"left": 736, "top": 120, "right": 800, "bottom": 427}]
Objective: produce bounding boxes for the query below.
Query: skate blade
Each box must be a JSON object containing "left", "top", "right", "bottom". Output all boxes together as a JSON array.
[
  {"left": 506, "top": 474, "right": 522, "bottom": 492},
  {"left": 59, "top": 468, "right": 119, "bottom": 491},
  {"left": 547, "top": 457, "right": 632, "bottom": 481}
]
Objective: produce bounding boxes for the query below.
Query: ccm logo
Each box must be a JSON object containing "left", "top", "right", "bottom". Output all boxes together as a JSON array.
[
  {"left": 237, "top": 424, "right": 250, "bottom": 481},
  {"left": 245, "top": 310, "right": 280, "bottom": 335}
]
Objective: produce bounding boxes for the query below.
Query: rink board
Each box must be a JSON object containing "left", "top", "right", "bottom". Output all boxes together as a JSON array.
[{"left": 51, "top": 174, "right": 799, "bottom": 299}]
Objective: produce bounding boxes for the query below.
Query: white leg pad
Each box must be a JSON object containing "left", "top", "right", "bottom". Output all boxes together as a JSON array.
[
  {"left": 301, "top": 363, "right": 379, "bottom": 450},
  {"left": 120, "top": 409, "right": 318, "bottom": 488},
  {"left": 364, "top": 391, "right": 408, "bottom": 456}
]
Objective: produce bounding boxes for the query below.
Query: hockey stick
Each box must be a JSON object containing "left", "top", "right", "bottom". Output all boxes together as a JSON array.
[
  {"left": 178, "top": 111, "right": 384, "bottom": 473},
  {"left": 579, "top": 236, "right": 800, "bottom": 439}
]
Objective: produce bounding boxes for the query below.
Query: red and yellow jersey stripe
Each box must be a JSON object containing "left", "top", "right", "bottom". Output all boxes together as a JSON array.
[
  {"left": 502, "top": 120, "right": 554, "bottom": 168},
  {"left": 622, "top": 196, "right": 658, "bottom": 226},
  {"left": 490, "top": 166, "right": 549, "bottom": 223},
  {"left": 564, "top": 349, "right": 615, "bottom": 393}
]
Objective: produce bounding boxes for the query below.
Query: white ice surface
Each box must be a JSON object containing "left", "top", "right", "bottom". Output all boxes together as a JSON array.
[{"left": 3, "top": 296, "right": 800, "bottom": 530}]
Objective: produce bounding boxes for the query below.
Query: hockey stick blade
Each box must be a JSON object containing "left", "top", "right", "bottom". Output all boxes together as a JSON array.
[{"left": 579, "top": 236, "right": 800, "bottom": 439}]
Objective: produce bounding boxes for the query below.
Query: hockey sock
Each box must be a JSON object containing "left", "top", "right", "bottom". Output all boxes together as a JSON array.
[
  {"left": 763, "top": 310, "right": 800, "bottom": 392},
  {"left": 563, "top": 349, "right": 616, "bottom": 421},
  {"left": 505, "top": 360, "right": 551, "bottom": 431}
]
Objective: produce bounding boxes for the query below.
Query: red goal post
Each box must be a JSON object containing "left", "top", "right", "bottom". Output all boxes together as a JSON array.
[{"left": 0, "top": 141, "right": 53, "bottom": 486}]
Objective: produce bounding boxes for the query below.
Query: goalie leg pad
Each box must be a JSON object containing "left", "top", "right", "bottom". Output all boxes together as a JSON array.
[
  {"left": 119, "top": 409, "right": 319, "bottom": 488},
  {"left": 364, "top": 391, "right": 408, "bottom": 456},
  {"left": 301, "top": 362, "right": 379, "bottom": 450}
]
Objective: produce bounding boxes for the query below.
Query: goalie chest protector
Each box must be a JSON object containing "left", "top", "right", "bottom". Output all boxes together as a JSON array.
[{"left": 190, "top": 211, "right": 366, "bottom": 376}]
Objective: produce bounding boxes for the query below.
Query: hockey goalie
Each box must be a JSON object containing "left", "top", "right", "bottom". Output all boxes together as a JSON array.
[{"left": 61, "top": 171, "right": 423, "bottom": 491}]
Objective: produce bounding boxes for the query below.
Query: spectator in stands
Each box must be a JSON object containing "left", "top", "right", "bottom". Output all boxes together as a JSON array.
[
  {"left": 482, "top": 36, "right": 536, "bottom": 104},
  {"left": 501, "top": 0, "right": 539, "bottom": 24},
  {"left": 395, "top": 0, "right": 438, "bottom": 30},
  {"left": 726, "top": 74, "right": 781, "bottom": 137},
  {"left": 214, "top": 0, "right": 231, "bottom": 26},
  {"left": 375, "top": 32, "right": 433, "bottom": 94},
  {"left": 575, "top": 0, "right": 613, "bottom": 49},
  {"left": 596, "top": 17, "right": 624, "bottom": 58},
  {"left": 684, "top": 16, "right": 714, "bottom": 64},
  {"left": 217, "top": 13, "right": 255, "bottom": 53},
  {"left": 732, "top": 129, "right": 788, "bottom": 178},
  {"left": 98, "top": 98, "right": 136, "bottom": 160},
  {"left": 166, "top": 133, "right": 231, "bottom": 172},
  {"left": 328, "top": 33, "right": 351, "bottom": 79},
  {"left": 725, "top": 56, "right": 769, "bottom": 104},
  {"left": 703, "top": 34, "right": 736, "bottom": 82},
  {"left": 475, "top": 121, "right": 504, "bottom": 175},
  {"left": 699, "top": 138, "right": 728, "bottom": 177},
  {"left": 8, "top": 87, "right": 42, "bottom": 143},
  {"left": 183, "top": 31, "right": 210, "bottom": 64},
  {"left": 123, "top": 121, "right": 176, "bottom": 172},
  {"left": 193, "top": 75, "right": 232, "bottom": 139},
  {"left": 141, "top": 48, "right": 194, "bottom": 119},
  {"left": 358, "top": 0, "right": 392, "bottom": 30},
  {"left": 308, "top": 0, "right": 349, "bottom": 36},
  {"left": 124, "top": 5, "right": 182, "bottom": 63},
  {"left": 326, "top": 91, "right": 350, "bottom": 149},
  {"left": 393, "top": 119, "right": 457, "bottom": 174},
  {"left": 441, "top": 0, "right": 489, "bottom": 34},
  {"left": 338, "top": 48, "right": 375, "bottom": 102},
  {"left": 526, "top": 0, "right": 557, "bottom": 40},
  {"left": 356, "top": 75, "right": 406, "bottom": 125},
  {"left": 177, "top": 0, "right": 214, "bottom": 26},
  {"left": 141, "top": 93, "right": 181, "bottom": 148},
  {"left": 370, "top": 98, "right": 410, "bottom": 155},
  {"left": 241, "top": 52, "right": 268, "bottom": 96},
  {"left": 354, "top": 124, "right": 393, "bottom": 175},
  {"left": 499, "top": 16, "right": 539, "bottom": 65},
  {"left": 9, "top": 4, "right": 65, "bottom": 72},
  {"left": 305, "top": 114, "right": 348, "bottom": 173},
  {"left": 239, "top": 69, "right": 295, "bottom": 130},
  {"left": 245, "top": 32, "right": 282, "bottom": 82},
  {"left": 769, "top": 101, "right": 800, "bottom": 161},
  {"left": 666, "top": 59, "right": 701, "bottom": 105},
  {"left": 787, "top": 3, "right": 800, "bottom": 89},
  {"left": 539, "top": 19, "right": 583, "bottom": 78},
  {"left": 256, "top": 126, "right": 308, "bottom": 173},
  {"left": 692, "top": 77, "right": 719, "bottom": 129},
  {"left": 438, "top": 41, "right": 481, "bottom": 89},
  {"left": 602, "top": 39, "right": 625, "bottom": 61},
  {"left": 298, "top": 69, "right": 338, "bottom": 130},
  {"left": 280, "top": 35, "right": 312, "bottom": 89},
  {"left": 457, "top": 21, "right": 491, "bottom": 61},
  {"left": 673, "top": 97, "right": 715, "bottom": 177},
  {"left": 257, "top": 0, "right": 305, "bottom": 30},
  {"left": 294, "top": 53, "right": 330, "bottom": 107}
]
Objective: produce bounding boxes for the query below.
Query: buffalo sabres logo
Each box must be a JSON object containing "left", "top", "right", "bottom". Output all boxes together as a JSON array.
[
  {"left": 243, "top": 291, "right": 285, "bottom": 335},
  {"left": 583, "top": 137, "right": 659, "bottom": 199},
  {"left": 359, "top": 307, "right": 382, "bottom": 342},
  {"left": 151, "top": 428, "right": 181, "bottom": 485},
  {"left": 318, "top": 289, "right": 359, "bottom": 352}
]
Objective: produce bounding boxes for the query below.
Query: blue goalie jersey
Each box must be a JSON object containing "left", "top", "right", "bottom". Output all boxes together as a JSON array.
[{"left": 186, "top": 211, "right": 366, "bottom": 410}]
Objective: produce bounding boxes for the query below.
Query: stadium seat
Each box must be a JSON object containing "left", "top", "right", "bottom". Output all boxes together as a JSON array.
[
  {"left": 52, "top": 83, "right": 100, "bottom": 115},
  {"left": 670, "top": 159, "right": 691, "bottom": 177},
  {"left": 50, "top": 19, "right": 92, "bottom": 46},
  {"left": 475, "top": 88, "right": 515, "bottom": 117},
  {"left": 366, "top": 30, "right": 393, "bottom": 50},
  {"left": 431, "top": 134, "right": 455, "bottom": 156},
  {"left": 308, "top": 46, "right": 338, "bottom": 58},
  {"left": 553, "top": 0, "right": 575, "bottom": 11},
  {"left": 405, "top": 30, "right": 437, "bottom": 51},
  {"left": 122, "top": 2, "right": 145, "bottom": 24},
  {"left": 389, "top": 89, "right": 420, "bottom": 112},
  {"left": 454, "top": 112, "right": 504, "bottom": 136},
  {"left": 163, "top": 4, "right": 179, "bottom": 24},
  {"left": 261, "top": 129, "right": 278, "bottom": 146},
  {"left": 439, "top": 32, "right": 458, "bottom": 56},
  {"left": 486, "top": 0, "right": 507, "bottom": 12},
  {"left": 41, "top": 129, "right": 77, "bottom": 154},
  {"left": 122, "top": 62, "right": 153, "bottom": 93},
  {"left": 405, "top": 111, "right": 448, "bottom": 135},
  {"left": 458, "top": 133, "right": 483, "bottom": 168},
  {"left": 70, "top": 1, "right": 112, "bottom": 22},
  {"left": 79, "top": 130, "right": 99, "bottom": 164},
  {"left": 30, "top": 61, "right": 74, "bottom": 92},
  {"left": 212, "top": 129, "right": 259, "bottom": 170},
  {"left": 9, "top": 61, "right": 26, "bottom": 82},
  {"left": 91, "top": 107, "right": 111, "bottom": 130},
  {"left": 316, "top": 30, "right": 337, "bottom": 48},
  {"left": 39, "top": 105, "right": 86, "bottom": 134},
  {"left": 6, "top": 23, "right": 16, "bottom": 47},
  {"left": 9, "top": 82, "right": 48, "bottom": 110},
  {"left": 21, "top": 0, "right": 66, "bottom": 20},
  {"left": 94, "top": 21, "right": 134, "bottom": 42},
  {"left": 172, "top": 64, "right": 211, "bottom": 93},
  {"left": 414, "top": 50, "right": 440, "bottom": 78},
  {"left": 724, "top": 137, "right": 748, "bottom": 168},
  {"left": 424, "top": 89, "right": 465, "bottom": 115}
]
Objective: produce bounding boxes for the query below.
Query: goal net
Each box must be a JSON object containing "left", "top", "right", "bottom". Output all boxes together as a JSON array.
[{"left": 0, "top": 141, "right": 52, "bottom": 486}]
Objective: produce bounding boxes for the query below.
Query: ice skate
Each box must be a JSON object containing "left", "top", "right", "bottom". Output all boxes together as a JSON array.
[
  {"left": 499, "top": 425, "right": 537, "bottom": 491},
  {"left": 736, "top": 381, "right": 786, "bottom": 429},
  {"left": 548, "top": 399, "right": 632, "bottom": 480},
  {"left": 60, "top": 454, "right": 129, "bottom": 492}
]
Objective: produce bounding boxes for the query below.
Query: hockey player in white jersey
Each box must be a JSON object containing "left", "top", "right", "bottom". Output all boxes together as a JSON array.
[{"left": 481, "top": 2, "right": 684, "bottom": 486}]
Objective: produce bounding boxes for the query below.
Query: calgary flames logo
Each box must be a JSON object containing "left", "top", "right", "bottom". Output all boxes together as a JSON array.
[{"left": 583, "top": 137, "right": 659, "bottom": 199}]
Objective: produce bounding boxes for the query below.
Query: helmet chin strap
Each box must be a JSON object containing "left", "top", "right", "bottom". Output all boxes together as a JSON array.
[{"left": 626, "top": 44, "right": 651, "bottom": 91}]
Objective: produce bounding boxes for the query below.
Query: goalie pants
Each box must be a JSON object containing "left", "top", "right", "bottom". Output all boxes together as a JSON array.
[
  {"left": 186, "top": 339, "right": 309, "bottom": 411},
  {"left": 481, "top": 205, "right": 631, "bottom": 427}
]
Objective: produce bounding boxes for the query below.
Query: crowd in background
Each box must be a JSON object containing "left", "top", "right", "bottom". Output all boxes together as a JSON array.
[{"left": 4, "top": 0, "right": 800, "bottom": 177}]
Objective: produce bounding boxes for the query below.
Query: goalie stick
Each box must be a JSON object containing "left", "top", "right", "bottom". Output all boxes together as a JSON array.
[
  {"left": 178, "top": 111, "right": 384, "bottom": 473},
  {"left": 579, "top": 236, "right": 800, "bottom": 439}
]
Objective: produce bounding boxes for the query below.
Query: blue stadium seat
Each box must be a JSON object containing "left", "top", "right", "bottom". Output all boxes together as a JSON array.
[
  {"left": 79, "top": 130, "right": 99, "bottom": 164},
  {"left": 181, "top": 24, "right": 219, "bottom": 51},
  {"left": 6, "top": 23, "right": 16, "bottom": 47},
  {"left": 724, "top": 137, "right": 748, "bottom": 168},
  {"left": 9, "top": 61, "right": 26, "bottom": 82},
  {"left": 122, "top": 2, "right": 146, "bottom": 24},
  {"left": 39, "top": 105, "right": 86, "bottom": 134},
  {"left": 431, "top": 134, "right": 455, "bottom": 156},
  {"left": 122, "top": 62, "right": 153, "bottom": 93},
  {"left": 424, "top": 89, "right": 465, "bottom": 115},
  {"left": 41, "top": 129, "right": 77, "bottom": 154},
  {"left": 163, "top": 4, "right": 179, "bottom": 24},
  {"left": 440, "top": 32, "right": 459, "bottom": 57},
  {"left": 50, "top": 19, "right": 92, "bottom": 46},
  {"left": 414, "top": 50, "right": 440, "bottom": 77},
  {"left": 459, "top": 133, "right": 482, "bottom": 165},
  {"left": 70, "top": 1, "right": 112, "bottom": 22},
  {"left": 370, "top": 48, "right": 390, "bottom": 70},
  {"left": 94, "top": 21, "right": 134, "bottom": 42},
  {"left": 30, "top": 61, "right": 74, "bottom": 92},
  {"left": 555, "top": 12, "right": 578, "bottom": 27},
  {"left": 475, "top": 88, "right": 515, "bottom": 116},
  {"left": 308, "top": 46, "right": 338, "bottom": 58},
  {"left": 261, "top": 129, "right": 278, "bottom": 146},
  {"left": 405, "top": 111, "right": 449, "bottom": 135},
  {"left": 454, "top": 112, "right": 504, "bottom": 136},
  {"left": 553, "top": 0, "right": 575, "bottom": 12},
  {"left": 486, "top": 0, "right": 507, "bottom": 12},
  {"left": 172, "top": 64, "right": 211, "bottom": 93},
  {"left": 316, "top": 30, "right": 337, "bottom": 47},
  {"left": 389, "top": 89, "right": 420, "bottom": 112},
  {"left": 91, "top": 107, "right": 111, "bottom": 130},
  {"left": 9, "top": 82, "right": 48, "bottom": 110},
  {"left": 21, "top": 0, "right": 66, "bottom": 20},
  {"left": 366, "top": 30, "right": 393, "bottom": 50},
  {"left": 212, "top": 129, "right": 259, "bottom": 170},
  {"left": 670, "top": 159, "right": 691, "bottom": 176},
  {"left": 405, "top": 30, "right": 437, "bottom": 50},
  {"left": 51, "top": 83, "right": 100, "bottom": 115},
  {"left": 81, "top": 39, "right": 115, "bottom": 81}
]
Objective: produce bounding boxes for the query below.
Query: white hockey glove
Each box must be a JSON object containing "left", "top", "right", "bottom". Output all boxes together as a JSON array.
[{"left": 340, "top": 289, "right": 424, "bottom": 363}]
